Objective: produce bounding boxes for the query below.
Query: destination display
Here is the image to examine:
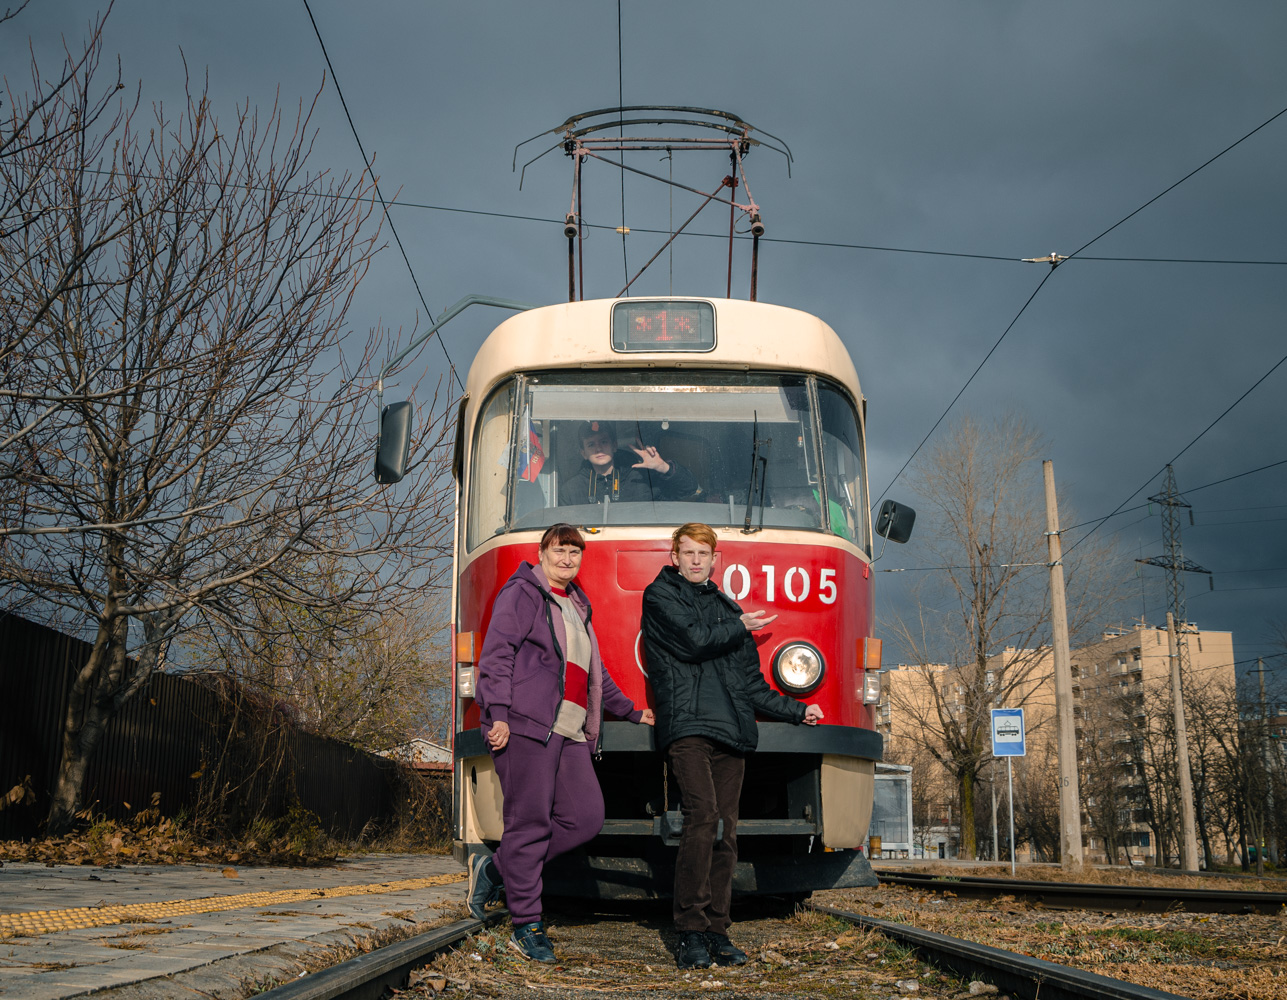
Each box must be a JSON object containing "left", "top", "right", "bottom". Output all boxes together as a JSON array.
[{"left": 611, "top": 300, "right": 715, "bottom": 352}]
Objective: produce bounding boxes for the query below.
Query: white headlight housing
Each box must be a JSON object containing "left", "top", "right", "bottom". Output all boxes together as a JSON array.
[
  {"left": 773, "top": 643, "right": 825, "bottom": 695},
  {"left": 457, "top": 665, "right": 476, "bottom": 698},
  {"left": 862, "top": 671, "right": 882, "bottom": 704}
]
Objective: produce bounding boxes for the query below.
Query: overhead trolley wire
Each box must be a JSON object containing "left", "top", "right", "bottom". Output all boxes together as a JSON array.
[
  {"left": 1064, "top": 101, "right": 1287, "bottom": 260},
  {"left": 617, "top": 0, "right": 629, "bottom": 292},
  {"left": 300, "top": 0, "right": 464, "bottom": 392},
  {"left": 67, "top": 166, "right": 1287, "bottom": 267},
  {"left": 1066, "top": 348, "right": 1287, "bottom": 555},
  {"left": 1187, "top": 458, "right": 1287, "bottom": 495},
  {"left": 1073, "top": 255, "right": 1287, "bottom": 266},
  {"left": 1062, "top": 458, "right": 1287, "bottom": 534},
  {"left": 873, "top": 98, "right": 1287, "bottom": 512},
  {"left": 870, "top": 265, "right": 1059, "bottom": 509}
]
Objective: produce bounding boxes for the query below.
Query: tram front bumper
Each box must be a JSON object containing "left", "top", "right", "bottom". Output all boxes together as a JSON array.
[{"left": 541, "top": 847, "right": 878, "bottom": 900}]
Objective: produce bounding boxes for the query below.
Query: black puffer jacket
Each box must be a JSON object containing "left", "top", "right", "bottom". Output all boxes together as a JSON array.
[{"left": 642, "top": 565, "right": 806, "bottom": 753}]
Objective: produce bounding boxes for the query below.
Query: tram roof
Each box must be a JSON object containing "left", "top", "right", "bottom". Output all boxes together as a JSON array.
[{"left": 464, "top": 298, "right": 862, "bottom": 403}]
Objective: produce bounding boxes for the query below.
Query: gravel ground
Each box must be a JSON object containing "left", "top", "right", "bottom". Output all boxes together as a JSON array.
[
  {"left": 401, "top": 901, "right": 1005, "bottom": 1000},
  {"left": 820, "top": 875, "right": 1287, "bottom": 1000},
  {"left": 391, "top": 868, "right": 1287, "bottom": 1000}
]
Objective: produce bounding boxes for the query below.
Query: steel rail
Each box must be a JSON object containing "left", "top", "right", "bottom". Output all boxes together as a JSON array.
[
  {"left": 874, "top": 870, "right": 1287, "bottom": 915},
  {"left": 255, "top": 912, "right": 505, "bottom": 1000},
  {"left": 250, "top": 894, "right": 1205, "bottom": 1000},
  {"left": 809, "top": 901, "right": 1190, "bottom": 1000}
]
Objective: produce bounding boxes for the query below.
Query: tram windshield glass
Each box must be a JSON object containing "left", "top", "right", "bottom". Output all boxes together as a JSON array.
[{"left": 466, "top": 371, "right": 868, "bottom": 551}]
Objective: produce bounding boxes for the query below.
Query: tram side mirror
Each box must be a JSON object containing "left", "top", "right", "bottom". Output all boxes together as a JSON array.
[
  {"left": 374, "top": 400, "right": 414, "bottom": 484},
  {"left": 875, "top": 499, "right": 916, "bottom": 544}
]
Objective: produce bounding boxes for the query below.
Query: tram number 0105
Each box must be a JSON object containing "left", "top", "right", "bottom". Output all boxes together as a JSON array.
[{"left": 721, "top": 565, "right": 837, "bottom": 605}]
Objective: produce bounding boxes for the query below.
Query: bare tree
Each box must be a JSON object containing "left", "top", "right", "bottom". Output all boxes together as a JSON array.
[
  {"left": 1192, "top": 677, "right": 1281, "bottom": 873},
  {"left": 884, "top": 737, "right": 954, "bottom": 859},
  {"left": 2, "top": 7, "right": 135, "bottom": 470},
  {"left": 1078, "top": 689, "right": 1144, "bottom": 864},
  {"left": 1012, "top": 736, "right": 1061, "bottom": 862},
  {"left": 1, "top": 34, "right": 452, "bottom": 833},
  {"left": 1121, "top": 678, "right": 1187, "bottom": 866},
  {"left": 886, "top": 413, "right": 1124, "bottom": 859},
  {"left": 185, "top": 565, "right": 453, "bottom": 752}
]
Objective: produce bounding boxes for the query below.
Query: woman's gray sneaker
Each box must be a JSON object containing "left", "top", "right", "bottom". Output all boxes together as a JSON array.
[
  {"left": 466, "top": 854, "right": 502, "bottom": 919},
  {"left": 510, "top": 920, "right": 557, "bottom": 963}
]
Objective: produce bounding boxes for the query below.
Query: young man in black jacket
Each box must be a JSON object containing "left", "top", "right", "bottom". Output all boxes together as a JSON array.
[{"left": 642, "top": 522, "right": 823, "bottom": 970}]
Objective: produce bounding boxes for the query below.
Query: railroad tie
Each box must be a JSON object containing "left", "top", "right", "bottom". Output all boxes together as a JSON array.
[{"left": 0, "top": 872, "right": 465, "bottom": 938}]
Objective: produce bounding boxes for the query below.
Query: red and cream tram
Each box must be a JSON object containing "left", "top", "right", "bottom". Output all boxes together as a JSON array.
[{"left": 449, "top": 295, "right": 913, "bottom": 897}]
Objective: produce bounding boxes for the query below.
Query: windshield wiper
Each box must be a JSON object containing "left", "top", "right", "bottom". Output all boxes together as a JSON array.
[{"left": 742, "top": 412, "right": 770, "bottom": 533}]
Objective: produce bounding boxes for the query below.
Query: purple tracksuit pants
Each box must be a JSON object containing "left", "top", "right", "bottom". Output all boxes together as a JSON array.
[{"left": 492, "top": 732, "right": 604, "bottom": 924}]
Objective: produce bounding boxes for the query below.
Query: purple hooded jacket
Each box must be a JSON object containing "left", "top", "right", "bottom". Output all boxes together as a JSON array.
[{"left": 475, "top": 561, "right": 642, "bottom": 754}]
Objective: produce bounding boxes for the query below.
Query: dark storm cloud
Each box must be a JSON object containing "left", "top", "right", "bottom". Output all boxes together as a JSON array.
[{"left": 6, "top": 1, "right": 1285, "bottom": 685}]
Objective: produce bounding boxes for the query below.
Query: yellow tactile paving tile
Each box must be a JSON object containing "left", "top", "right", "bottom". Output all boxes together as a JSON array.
[{"left": 0, "top": 872, "right": 465, "bottom": 938}]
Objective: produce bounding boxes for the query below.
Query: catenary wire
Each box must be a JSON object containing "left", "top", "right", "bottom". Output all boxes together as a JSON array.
[
  {"left": 1063, "top": 459, "right": 1287, "bottom": 533},
  {"left": 1192, "top": 584, "right": 1287, "bottom": 595},
  {"left": 1066, "top": 350, "right": 1287, "bottom": 556},
  {"left": 1192, "top": 516, "right": 1287, "bottom": 528},
  {"left": 617, "top": 1, "right": 629, "bottom": 292},
  {"left": 1187, "top": 458, "right": 1287, "bottom": 494},
  {"left": 870, "top": 266, "right": 1058, "bottom": 509},
  {"left": 874, "top": 99, "right": 1287, "bottom": 512},
  {"left": 67, "top": 168, "right": 1287, "bottom": 266},
  {"left": 1065, "top": 101, "right": 1287, "bottom": 260},
  {"left": 1199, "top": 503, "right": 1287, "bottom": 514},
  {"left": 300, "top": 0, "right": 463, "bottom": 392}
]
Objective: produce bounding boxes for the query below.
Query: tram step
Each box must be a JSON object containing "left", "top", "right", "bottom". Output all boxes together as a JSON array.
[{"left": 598, "top": 817, "right": 819, "bottom": 837}]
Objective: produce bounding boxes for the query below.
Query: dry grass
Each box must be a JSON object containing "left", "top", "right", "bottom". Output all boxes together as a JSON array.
[
  {"left": 821, "top": 879, "right": 1287, "bottom": 1000},
  {"left": 233, "top": 907, "right": 468, "bottom": 998},
  {"left": 0, "top": 806, "right": 342, "bottom": 868},
  {"left": 898, "top": 861, "right": 1285, "bottom": 892},
  {"left": 400, "top": 902, "right": 976, "bottom": 999}
]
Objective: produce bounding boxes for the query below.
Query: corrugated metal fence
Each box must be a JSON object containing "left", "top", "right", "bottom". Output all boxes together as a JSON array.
[{"left": 0, "top": 614, "right": 402, "bottom": 841}]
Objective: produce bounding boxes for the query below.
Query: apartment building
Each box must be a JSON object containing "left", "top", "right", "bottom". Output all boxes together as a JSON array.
[
  {"left": 877, "top": 621, "right": 1235, "bottom": 863},
  {"left": 1072, "top": 622, "right": 1234, "bottom": 863}
]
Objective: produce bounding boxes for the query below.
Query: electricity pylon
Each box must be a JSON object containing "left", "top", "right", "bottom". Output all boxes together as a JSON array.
[{"left": 1135, "top": 465, "right": 1210, "bottom": 871}]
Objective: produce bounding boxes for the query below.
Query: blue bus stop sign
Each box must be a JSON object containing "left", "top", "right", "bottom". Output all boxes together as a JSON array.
[{"left": 991, "top": 708, "right": 1026, "bottom": 757}]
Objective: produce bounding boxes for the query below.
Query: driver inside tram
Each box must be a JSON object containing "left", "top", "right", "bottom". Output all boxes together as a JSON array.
[{"left": 558, "top": 420, "right": 698, "bottom": 506}]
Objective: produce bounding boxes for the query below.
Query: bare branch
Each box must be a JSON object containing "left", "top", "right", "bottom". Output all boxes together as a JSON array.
[{"left": 1, "top": 24, "right": 453, "bottom": 833}]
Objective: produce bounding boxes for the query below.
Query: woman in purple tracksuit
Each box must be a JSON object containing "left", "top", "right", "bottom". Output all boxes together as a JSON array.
[{"left": 467, "top": 523, "right": 654, "bottom": 963}]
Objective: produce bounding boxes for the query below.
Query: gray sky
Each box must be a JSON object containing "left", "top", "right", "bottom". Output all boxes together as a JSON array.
[{"left": 8, "top": 1, "right": 1287, "bottom": 691}]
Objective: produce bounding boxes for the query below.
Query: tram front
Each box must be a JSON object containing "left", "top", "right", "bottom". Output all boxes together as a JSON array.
[{"left": 452, "top": 296, "right": 909, "bottom": 898}]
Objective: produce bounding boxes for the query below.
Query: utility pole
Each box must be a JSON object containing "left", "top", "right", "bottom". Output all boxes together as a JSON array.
[
  {"left": 1255, "top": 658, "right": 1278, "bottom": 865},
  {"left": 1164, "top": 612, "right": 1200, "bottom": 871},
  {"left": 1136, "top": 466, "right": 1208, "bottom": 871},
  {"left": 1043, "top": 460, "right": 1084, "bottom": 867},
  {"left": 991, "top": 763, "right": 1000, "bottom": 863}
]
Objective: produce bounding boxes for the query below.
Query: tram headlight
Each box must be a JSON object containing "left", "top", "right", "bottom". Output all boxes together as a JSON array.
[
  {"left": 773, "top": 642, "right": 824, "bottom": 695},
  {"left": 457, "top": 665, "right": 476, "bottom": 698}
]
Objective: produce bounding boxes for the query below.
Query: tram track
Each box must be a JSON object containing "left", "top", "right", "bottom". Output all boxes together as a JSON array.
[
  {"left": 254, "top": 912, "right": 500, "bottom": 1000},
  {"left": 806, "top": 901, "right": 1188, "bottom": 1000},
  {"left": 874, "top": 868, "right": 1287, "bottom": 915},
  {"left": 253, "top": 895, "right": 1200, "bottom": 1000}
]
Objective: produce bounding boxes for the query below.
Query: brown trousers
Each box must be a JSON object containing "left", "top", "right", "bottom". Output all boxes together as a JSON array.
[{"left": 666, "top": 736, "right": 745, "bottom": 934}]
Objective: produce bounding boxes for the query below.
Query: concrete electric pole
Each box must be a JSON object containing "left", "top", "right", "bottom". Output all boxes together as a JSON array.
[{"left": 1043, "top": 460, "right": 1084, "bottom": 868}]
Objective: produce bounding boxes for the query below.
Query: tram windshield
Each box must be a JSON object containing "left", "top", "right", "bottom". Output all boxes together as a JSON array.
[{"left": 466, "top": 371, "right": 867, "bottom": 551}]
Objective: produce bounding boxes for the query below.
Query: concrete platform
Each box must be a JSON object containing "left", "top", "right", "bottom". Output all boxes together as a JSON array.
[{"left": 0, "top": 854, "right": 467, "bottom": 999}]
